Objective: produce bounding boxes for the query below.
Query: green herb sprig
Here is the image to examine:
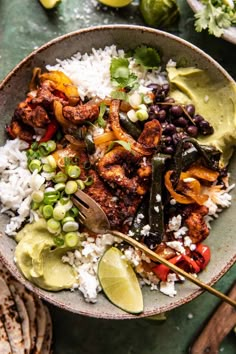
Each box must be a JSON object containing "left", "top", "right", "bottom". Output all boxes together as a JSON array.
[{"left": 194, "top": 0, "right": 235, "bottom": 37}]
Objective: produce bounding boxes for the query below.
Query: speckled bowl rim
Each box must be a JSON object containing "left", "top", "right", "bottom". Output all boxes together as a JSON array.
[
  {"left": 0, "top": 25, "right": 235, "bottom": 319},
  {"left": 187, "top": 0, "right": 236, "bottom": 45}
]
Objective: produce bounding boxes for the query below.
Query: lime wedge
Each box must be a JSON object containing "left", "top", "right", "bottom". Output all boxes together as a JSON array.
[
  {"left": 39, "top": 0, "right": 61, "bottom": 9},
  {"left": 98, "top": 0, "right": 132, "bottom": 8},
  {"left": 98, "top": 247, "right": 143, "bottom": 314}
]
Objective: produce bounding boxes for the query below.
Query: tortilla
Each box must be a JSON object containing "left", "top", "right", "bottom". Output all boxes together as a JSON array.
[
  {"left": 9, "top": 283, "right": 31, "bottom": 354},
  {"left": 41, "top": 305, "right": 53, "bottom": 354},
  {"left": 34, "top": 295, "right": 47, "bottom": 353},
  {"left": 0, "top": 318, "right": 11, "bottom": 354},
  {"left": 10, "top": 279, "right": 37, "bottom": 352},
  {"left": 0, "top": 275, "right": 24, "bottom": 354}
]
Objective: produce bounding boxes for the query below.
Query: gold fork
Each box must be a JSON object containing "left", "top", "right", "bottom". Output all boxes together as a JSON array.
[{"left": 71, "top": 189, "right": 236, "bottom": 308}]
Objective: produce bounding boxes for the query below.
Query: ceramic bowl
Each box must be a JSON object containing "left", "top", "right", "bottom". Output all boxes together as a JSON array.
[
  {"left": 187, "top": 0, "right": 236, "bottom": 45},
  {"left": 0, "top": 25, "right": 236, "bottom": 319}
]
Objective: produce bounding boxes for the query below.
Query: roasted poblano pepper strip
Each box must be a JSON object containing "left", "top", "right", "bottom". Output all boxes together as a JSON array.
[
  {"left": 146, "top": 153, "right": 169, "bottom": 249},
  {"left": 119, "top": 112, "right": 142, "bottom": 140},
  {"left": 170, "top": 138, "right": 221, "bottom": 185},
  {"left": 85, "top": 133, "right": 96, "bottom": 155}
]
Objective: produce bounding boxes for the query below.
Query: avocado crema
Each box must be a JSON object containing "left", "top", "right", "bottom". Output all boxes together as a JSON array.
[
  {"left": 15, "top": 219, "right": 77, "bottom": 291},
  {"left": 167, "top": 67, "right": 236, "bottom": 166}
]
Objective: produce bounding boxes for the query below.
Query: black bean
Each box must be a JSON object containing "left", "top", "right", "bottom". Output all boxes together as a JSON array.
[
  {"left": 170, "top": 105, "right": 183, "bottom": 117},
  {"left": 157, "top": 109, "right": 167, "bottom": 122},
  {"left": 163, "top": 135, "right": 172, "bottom": 145},
  {"left": 175, "top": 117, "right": 188, "bottom": 127},
  {"left": 185, "top": 104, "right": 195, "bottom": 117},
  {"left": 199, "top": 121, "right": 214, "bottom": 135},
  {"left": 186, "top": 125, "right": 198, "bottom": 137},
  {"left": 163, "top": 123, "right": 176, "bottom": 135},
  {"left": 148, "top": 105, "right": 160, "bottom": 120},
  {"left": 161, "top": 97, "right": 175, "bottom": 111},
  {"left": 163, "top": 146, "right": 174, "bottom": 154},
  {"left": 193, "top": 114, "right": 204, "bottom": 125},
  {"left": 172, "top": 132, "right": 188, "bottom": 145},
  {"left": 154, "top": 85, "right": 169, "bottom": 102}
]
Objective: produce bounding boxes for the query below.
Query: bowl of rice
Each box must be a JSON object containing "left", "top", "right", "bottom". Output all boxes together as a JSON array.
[{"left": 0, "top": 25, "right": 236, "bottom": 319}]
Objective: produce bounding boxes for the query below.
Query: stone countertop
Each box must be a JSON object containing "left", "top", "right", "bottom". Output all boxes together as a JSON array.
[{"left": 0, "top": 1, "right": 236, "bottom": 353}]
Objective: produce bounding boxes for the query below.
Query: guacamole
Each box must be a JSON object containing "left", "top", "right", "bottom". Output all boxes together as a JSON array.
[
  {"left": 167, "top": 67, "right": 236, "bottom": 166},
  {"left": 15, "top": 219, "right": 77, "bottom": 291}
]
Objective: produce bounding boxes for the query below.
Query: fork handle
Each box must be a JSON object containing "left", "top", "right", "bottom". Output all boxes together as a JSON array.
[{"left": 111, "top": 230, "right": 236, "bottom": 308}]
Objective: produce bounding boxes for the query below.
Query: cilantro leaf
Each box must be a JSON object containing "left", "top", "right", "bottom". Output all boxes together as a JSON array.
[
  {"left": 134, "top": 46, "right": 161, "bottom": 69},
  {"left": 107, "top": 140, "right": 131, "bottom": 153},
  {"left": 110, "top": 57, "right": 137, "bottom": 89},
  {"left": 97, "top": 102, "right": 107, "bottom": 128}
]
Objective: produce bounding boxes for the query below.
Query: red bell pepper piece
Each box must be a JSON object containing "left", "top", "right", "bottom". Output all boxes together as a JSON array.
[
  {"left": 152, "top": 253, "right": 201, "bottom": 282},
  {"left": 39, "top": 120, "right": 58, "bottom": 143},
  {"left": 193, "top": 243, "right": 211, "bottom": 270},
  {"left": 152, "top": 255, "right": 183, "bottom": 282}
]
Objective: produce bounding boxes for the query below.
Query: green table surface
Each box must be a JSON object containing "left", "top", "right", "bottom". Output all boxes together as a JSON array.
[{"left": 0, "top": 1, "right": 236, "bottom": 353}]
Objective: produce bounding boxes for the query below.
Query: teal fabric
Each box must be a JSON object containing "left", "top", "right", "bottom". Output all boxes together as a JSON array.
[{"left": 0, "top": 1, "right": 235, "bottom": 353}]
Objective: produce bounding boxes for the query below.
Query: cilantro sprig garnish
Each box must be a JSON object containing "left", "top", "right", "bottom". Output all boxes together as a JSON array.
[
  {"left": 134, "top": 46, "right": 161, "bottom": 69},
  {"left": 110, "top": 57, "right": 137, "bottom": 89},
  {"left": 194, "top": 0, "right": 235, "bottom": 37},
  {"left": 110, "top": 46, "right": 162, "bottom": 89}
]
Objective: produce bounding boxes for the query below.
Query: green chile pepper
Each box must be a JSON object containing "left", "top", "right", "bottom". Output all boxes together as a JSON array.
[
  {"left": 147, "top": 153, "right": 170, "bottom": 248},
  {"left": 170, "top": 138, "right": 221, "bottom": 186},
  {"left": 119, "top": 112, "right": 142, "bottom": 140},
  {"left": 85, "top": 133, "right": 96, "bottom": 155}
]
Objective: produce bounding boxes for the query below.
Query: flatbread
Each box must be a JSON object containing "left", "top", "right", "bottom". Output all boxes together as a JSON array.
[
  {"left": 34, "top": 295, "right": 47, "bottom": 354},
  {"left": 9, "top": 283, "right": 31, "bottom": 354},
  {"left": 0, "top": 262, "right": 53, "bottom": 353},
  {"left": 0, "top": 262, "right": 37, "bottom": 352},
  {"left": 10, "top": 279, "right": 37, "bottom": 352},
  {"left": 41, "top": 305, "right": 53, "bottom": 354},
  {"left": 0, "top": 275, "right": 24, "bottom": 354},
  {"left": 0, "top": 318, "right": 11, "bottom": 354}
]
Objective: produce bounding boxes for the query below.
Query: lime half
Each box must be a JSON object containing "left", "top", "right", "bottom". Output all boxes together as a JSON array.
[
  {"left": 39, "top": 0, "right": 61, "bottom": 9},
  {"left": 98, "top": 247, "right": 143, "bottom": 314},
  {"left": 98, "top": 0, "right": 132, "bottom": 7}
]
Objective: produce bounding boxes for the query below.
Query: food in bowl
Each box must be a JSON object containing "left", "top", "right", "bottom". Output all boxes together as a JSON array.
[{"left": 0, "top": 43, "right": 236, "bottom": 314}]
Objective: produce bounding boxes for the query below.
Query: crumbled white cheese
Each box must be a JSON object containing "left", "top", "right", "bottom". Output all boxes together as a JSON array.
[
  {"left": 136, "top": 213, "right": 145, "bottom": 224},
  {"left": 156, "top": 194, "right": 161, "bottom": 202},
  {"left": 184, "top": 236, "right": 197, "bottom": 251},
  {"left": 166, "top": 241, "right": 186, "bottom": 254},
  {"left": 140, "top": 224, "right": 151, "bottom": 236},
  {"left": 154, "top": 205, "right": 160, "bottom": 213},
  {"left": 174, "top": 226, "right": 188, "bottom": 239},
  {"left": 124, "top": 247, "right": 141, "bottom": 267},
  {"left": 78, "top": 267, "right": 100, "bottom": 303},
  {"left": 168, "top": 215, "right": 182, "bottom": 232},
  {"left": 170, "top": 198, "right": 177, "bottom": 205},
  {"left": 160, "top": 279, "right": 177, "bottom": 297}
]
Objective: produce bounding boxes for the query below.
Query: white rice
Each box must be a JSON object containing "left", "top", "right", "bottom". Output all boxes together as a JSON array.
[
  {"left": 46, "top": 45, "right": 168, "bottom": 101},
  {"left": 0, "top": 139, "right": 45, "bottom": 235}
]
